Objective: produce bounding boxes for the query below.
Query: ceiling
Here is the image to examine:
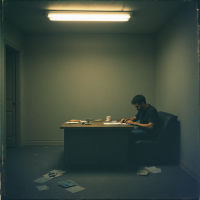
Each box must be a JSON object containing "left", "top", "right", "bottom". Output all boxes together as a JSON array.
[{"left": 3, "top": 0, "right": 185, "bottom": 33}]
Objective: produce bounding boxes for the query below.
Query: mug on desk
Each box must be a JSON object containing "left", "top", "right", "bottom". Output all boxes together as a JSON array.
[{"left": 106, "top": 116, "right": 111, "bottom": 122}]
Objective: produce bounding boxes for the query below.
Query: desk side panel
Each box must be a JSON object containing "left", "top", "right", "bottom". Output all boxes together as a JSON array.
[
  {"left": 64, "top": 129, "right": 98, "bottom": 165},
  {"left": 97, "top": 129, "right": 128, "bottom": 165}
]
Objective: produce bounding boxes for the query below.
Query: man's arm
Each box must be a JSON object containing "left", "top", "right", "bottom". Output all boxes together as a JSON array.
[
  {"left": 126, "top": 120, "right": 154, "bottom": 130},
  {"left": 120, "top": 116, "right": 138, "bottom": 123}
]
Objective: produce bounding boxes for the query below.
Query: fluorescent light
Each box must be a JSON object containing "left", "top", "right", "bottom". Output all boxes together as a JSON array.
[{"left": 46, "top": 11, "right": 131, "bottom": 22}]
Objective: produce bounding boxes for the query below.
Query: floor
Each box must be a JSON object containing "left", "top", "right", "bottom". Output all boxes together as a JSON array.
[{"left": 2, "top": 145, "right": 199, "bottom": 200}]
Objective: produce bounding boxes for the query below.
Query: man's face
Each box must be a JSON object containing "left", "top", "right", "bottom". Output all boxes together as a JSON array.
[{"left": 134, "top": 103, "right": 144, "bottom": 111}]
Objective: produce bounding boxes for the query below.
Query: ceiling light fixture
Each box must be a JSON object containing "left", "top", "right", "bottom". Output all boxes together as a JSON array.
[{"left": 46, "top": 11, "right": 131, "bottom": 22}]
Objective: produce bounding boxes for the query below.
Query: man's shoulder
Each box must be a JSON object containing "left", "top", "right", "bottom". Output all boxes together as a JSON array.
[{"left": 148, "top": 104, "right": 158, "bottom": 113}]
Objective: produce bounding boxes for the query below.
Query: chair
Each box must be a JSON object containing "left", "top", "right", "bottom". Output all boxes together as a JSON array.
[{"left": 130, "top": 111, "right": 179, "bottom": 165}]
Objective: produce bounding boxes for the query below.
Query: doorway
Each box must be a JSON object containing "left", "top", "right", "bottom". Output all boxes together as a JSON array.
[{"left": 6, "top": 44, "right": 20, "bottom": 148}]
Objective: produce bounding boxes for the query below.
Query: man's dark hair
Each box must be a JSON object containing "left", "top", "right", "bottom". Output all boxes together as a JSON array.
[{"left": 131, "top": 95, "right": 146, "bottom": 105}]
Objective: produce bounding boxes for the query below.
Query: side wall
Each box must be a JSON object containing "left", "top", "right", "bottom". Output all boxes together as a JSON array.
[
  {"left": 156, "top": 3, "right": 199, "bottom": 179},
  {"left": 23, "top": 33, "right": 156, "bottom": 144}
]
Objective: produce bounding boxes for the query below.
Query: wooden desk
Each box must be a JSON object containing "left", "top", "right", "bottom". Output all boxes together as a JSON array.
[{"left": 60, "top": 122, "right": 133, "bottom": 168}]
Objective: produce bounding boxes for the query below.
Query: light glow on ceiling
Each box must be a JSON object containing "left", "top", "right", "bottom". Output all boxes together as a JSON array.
[{"left": 46, "top": 11, "right": 131, "bottom": 22}]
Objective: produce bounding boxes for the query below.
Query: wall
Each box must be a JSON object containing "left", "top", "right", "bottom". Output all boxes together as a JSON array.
[
  {"left": 23, "top": 33, "right": 156, "bottom": 143},
  {"left": 156, "top": 3, "right": 199, "bottom": 179}
]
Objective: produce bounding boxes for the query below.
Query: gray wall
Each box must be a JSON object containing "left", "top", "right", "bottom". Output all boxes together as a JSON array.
[
  {"left": 156, "top": 3, "right": 199, "bottom": 178},
  {"left": 23, "top": 33, "right": 156, "bottom": 143}
]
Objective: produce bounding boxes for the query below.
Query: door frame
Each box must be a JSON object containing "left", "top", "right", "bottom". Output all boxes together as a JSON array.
[{"left": 4, "top": 40, "right": 21, "bottom": 148}]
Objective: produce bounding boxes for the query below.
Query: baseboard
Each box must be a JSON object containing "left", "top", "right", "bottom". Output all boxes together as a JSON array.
[
  {"left": 180, "top": 160, "right": 200, "bottom": 182},
  {"left": 25, "top": 140, "right": 64, "bottom": 145}
]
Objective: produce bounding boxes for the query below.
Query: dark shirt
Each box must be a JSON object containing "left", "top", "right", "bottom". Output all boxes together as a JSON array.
[{"left": 135, "top": 104, "right": 159, "bottom": 136}]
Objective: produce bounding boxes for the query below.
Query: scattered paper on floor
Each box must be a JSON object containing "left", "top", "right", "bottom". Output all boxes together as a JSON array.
[
  {"left": 34, "top": 177, "right": 52, "bottom": 183},
  {"left": 43, "top": 169, "right": 67, "bottom": 178},
  {"left": 66, "top": 185, "right": 85, "bottom": 193},
  {"left": 58, "top": 180, "right": 77, "bottom": 188},
  {"left": 49, "top": 169, "right": 67, "bottom": 174},
  {"left": 137, "top": 170, "right": 149, "bottom": 176},
  {"left": 36, "top": 185, "right": 49, "bottom": 191},
  {"left": 145, "top": 166, "right": 162, "bottom": 173},
  {"left": 43, "top": 173, "right": 62, "bottom": 178}
]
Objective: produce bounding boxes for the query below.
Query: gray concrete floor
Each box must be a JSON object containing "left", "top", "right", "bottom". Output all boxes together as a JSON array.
[{"left": 2, "top": 145, "right": 199, "bottom": 200}]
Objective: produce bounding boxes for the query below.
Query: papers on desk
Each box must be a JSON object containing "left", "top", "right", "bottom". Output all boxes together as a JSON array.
[
  {"left": 103, "top": 122, "right": 129, "bottom": 125},
  {"left": 65, "top": 122, "right": 79, "bottom": 124}
]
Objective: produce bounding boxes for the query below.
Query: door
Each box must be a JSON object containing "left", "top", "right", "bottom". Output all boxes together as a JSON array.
[{"left": 6, "top": 46, "right": 17, "bottom": 147}]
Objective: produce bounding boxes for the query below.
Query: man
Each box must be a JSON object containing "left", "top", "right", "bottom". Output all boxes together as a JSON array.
[{"left": 120, "top": 95, "right": 159, "bottom": 140}]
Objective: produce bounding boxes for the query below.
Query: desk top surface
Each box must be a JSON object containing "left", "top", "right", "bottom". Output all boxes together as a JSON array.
[{"left": 60, "top": 121, "right": 134, "bottom": 129}]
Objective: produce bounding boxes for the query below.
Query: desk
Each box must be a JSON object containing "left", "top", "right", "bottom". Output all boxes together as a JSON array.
[{"left": 60, "top": 122, "right": 133, "bottom": 168}]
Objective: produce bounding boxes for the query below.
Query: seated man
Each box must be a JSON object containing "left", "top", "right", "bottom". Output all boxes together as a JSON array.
[{"left": 120, "top": 94, "right": 159, "bottom": 141}]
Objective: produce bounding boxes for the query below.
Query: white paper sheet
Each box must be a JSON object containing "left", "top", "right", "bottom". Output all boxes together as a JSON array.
[
  {"left": 66, "top": 185, "right": 85, "bottom": 193},
  {"left": 36, "top": 185, "right": 49, "bottom": 191},
  {"left": 33, "top": 177, "right": 52, "bottom": 183},
  {"left": 49, "top": 169, "right": 67, "bottom": 174},
  {"left": 145, "top": 166, "right": 162, "bottom": 173},
  {"left": 43, "top": 173, "right": 62, "bottom": 178},
  {"left": 103, "top": 122, "right": 129, "bottom": 125},
  {"left": 65, "top": 122, "right": 79, "bottom": 124}
]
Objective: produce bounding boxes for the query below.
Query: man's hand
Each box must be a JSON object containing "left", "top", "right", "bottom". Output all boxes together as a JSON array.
[
  {"left": 120, "top": 118, "right": 128, "bottom": 123},
  {"left": 126, "top": 120, "right": 137, "bottom": 125}
]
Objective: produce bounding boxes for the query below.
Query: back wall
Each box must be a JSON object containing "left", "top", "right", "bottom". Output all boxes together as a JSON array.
[{"left": 23, "top": 33, "right": 156, "bottom": 143}]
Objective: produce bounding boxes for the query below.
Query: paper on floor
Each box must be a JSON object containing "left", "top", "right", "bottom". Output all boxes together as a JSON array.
[
  {"left": 145, "top": 166, "right": 162, "bottom": 173},
  {"left": 137, "top": 170, "right": 149, "bottom": 176},
  {"left": 44, "top": 172, "right": 63, "bottom": 178},
  {"left": 58, "top": 180, "right": 77, "bottom": 188},
  {"left": 36, "top": 185, "right": 49, "bottom": 191},
  {"left": 34, "top": 177, "right": 52, "bottom": 183},
  {"left": 66, "top": 185, "right": 85, "bottom": 193},
  {"left": 49, "top": 169, "right": 67, "bottom": 174}
]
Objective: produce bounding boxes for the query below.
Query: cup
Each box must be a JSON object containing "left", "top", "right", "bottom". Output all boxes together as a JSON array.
[{"left": 106, "top": 116, "right": 111, "bottom": 122}]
